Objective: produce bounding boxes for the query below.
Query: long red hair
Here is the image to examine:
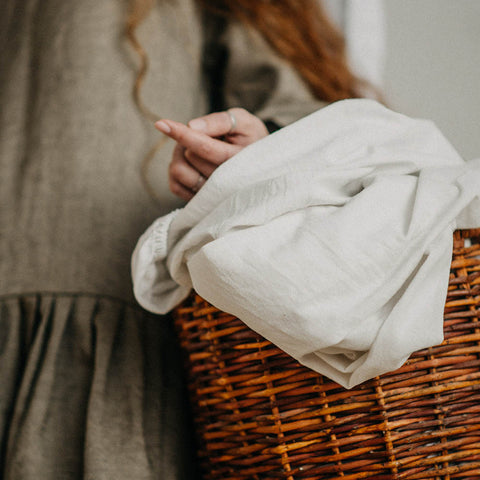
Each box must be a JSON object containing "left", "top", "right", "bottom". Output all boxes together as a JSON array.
[
  {"left": 199, "top": 0, "right": 361, "bottom": 101},
  {"left": 126, "top": 0, "right": 361, "bottom": 119},
  {"left": 125, "top": 0, "right": 363, "bottom": 200}
]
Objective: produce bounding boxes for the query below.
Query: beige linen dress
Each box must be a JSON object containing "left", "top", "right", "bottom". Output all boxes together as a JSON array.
[{"left": 0, "top": 0, "right": 326, "bottom": 478}]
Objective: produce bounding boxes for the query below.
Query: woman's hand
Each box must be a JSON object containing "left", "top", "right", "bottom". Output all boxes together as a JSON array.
[{"left": 155, "top": 108, "right": 269, "bottom": 201}]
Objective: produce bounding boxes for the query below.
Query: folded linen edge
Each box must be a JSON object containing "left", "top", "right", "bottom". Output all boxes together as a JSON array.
[
  {"left": 132, "top": 208, "right": 189, "bottom": 315},
  {"left": 151, "top": 209, "right": 181, "bottom": 259}
]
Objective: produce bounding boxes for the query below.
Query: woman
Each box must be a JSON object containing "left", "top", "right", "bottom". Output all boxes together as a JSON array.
[{"left": 0, "top": 0, "right": 360, "bottom": 478}]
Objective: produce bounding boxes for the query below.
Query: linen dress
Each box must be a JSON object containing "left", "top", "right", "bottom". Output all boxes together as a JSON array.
[{"left": 0, "top": 0, "right": 326, "bottom": 478}]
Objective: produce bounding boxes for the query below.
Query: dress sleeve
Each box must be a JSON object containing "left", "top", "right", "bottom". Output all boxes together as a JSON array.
[{"left": 205, "top": 18, "right": 328, "bottom": 129}]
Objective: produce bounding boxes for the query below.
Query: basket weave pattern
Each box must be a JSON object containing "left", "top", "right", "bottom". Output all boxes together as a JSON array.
[{"left": 173, "top": 229, "right": 480, "bottom": 480}]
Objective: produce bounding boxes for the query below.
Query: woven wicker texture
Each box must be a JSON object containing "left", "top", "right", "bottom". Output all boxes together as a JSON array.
[{"left": 173, "top": 229, "right": 480, "bottom": 480}]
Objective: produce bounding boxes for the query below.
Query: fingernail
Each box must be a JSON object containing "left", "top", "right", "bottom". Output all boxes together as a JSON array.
[
  {"left": 155, "top": 120, "right": 171, "bottom": 134},
  {"left": 188, "top": 119, "right": 207, "bottom": 131}
]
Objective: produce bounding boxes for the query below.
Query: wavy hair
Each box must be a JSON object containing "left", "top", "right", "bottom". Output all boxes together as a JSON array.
[
  {"left": 126, "top": 0, "right": 361, "bottom": 113},
  {"left": 125, "top": 0, "right": 363, "bottom": 199},
  {"left": 199, "top": 0, "right": 361, "bottom": 101}
]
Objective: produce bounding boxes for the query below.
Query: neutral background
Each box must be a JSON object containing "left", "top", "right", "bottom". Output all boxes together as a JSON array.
[{"left": 384, "top": 0, "right": 480, "bottom": 161}]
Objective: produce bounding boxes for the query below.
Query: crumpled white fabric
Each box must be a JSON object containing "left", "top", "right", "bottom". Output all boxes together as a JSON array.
[{"left": 132, "top": 99, "right": 480, "bottom": 388}]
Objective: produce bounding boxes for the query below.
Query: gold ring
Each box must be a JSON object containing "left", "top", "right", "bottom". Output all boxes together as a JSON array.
[{"left": 191, "top": 173, "right": 206, "bottom": 193}]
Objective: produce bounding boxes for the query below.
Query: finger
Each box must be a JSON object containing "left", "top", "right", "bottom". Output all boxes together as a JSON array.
[
  {"left": 169, "top": 145, "right": 206, "bottom": 192},
  {"left": 225, "top": 107, "right": 269, "bottom": 141},
  {"left": 169, "top": 180, "right": 194, "bottom": 201},
  {"left": 155, "top": 119, "right": 237, "bottom": 164},
  {"left": 184, "top": 150, "right": 217, "bottom": 178},
  {"left": 190, "top": 108, "right": 269, "bottom": 146},
  {"left": 187, "top": 110, "right": 238, "bottom": 137},
  {"left": 184, "top": 147, "right": 241, "bottom": 178}
]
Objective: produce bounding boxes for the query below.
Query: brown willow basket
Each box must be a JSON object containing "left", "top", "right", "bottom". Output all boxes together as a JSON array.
[{"left": 173, "top": 229, "right": 480, "bottom": 480}]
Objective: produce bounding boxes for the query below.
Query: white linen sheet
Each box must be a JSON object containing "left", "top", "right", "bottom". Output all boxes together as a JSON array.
[{"left": 132, "top": 99, "right": 480, "bottom": 388}]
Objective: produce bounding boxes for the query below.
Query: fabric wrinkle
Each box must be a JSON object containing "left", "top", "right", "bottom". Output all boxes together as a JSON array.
[{"left": 133, "top": 99, "right": 480, "bottom": 388}]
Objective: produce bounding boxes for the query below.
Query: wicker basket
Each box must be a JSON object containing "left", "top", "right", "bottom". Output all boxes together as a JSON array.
[{"left": 173, "top": 229, "right": 480, "bottom": 480}]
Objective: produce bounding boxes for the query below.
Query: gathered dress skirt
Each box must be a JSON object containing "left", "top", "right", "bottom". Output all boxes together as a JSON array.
[{"left": 0, "top": 292, "right": 197, "bottom": 480}]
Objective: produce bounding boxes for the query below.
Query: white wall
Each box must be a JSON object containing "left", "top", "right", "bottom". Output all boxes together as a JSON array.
[{"left": 383, "top": 0, "right": 480, "bottom": 161}]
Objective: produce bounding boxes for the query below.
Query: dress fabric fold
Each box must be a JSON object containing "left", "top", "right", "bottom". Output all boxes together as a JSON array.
[
  {"left": 0, "top": 0, "right": 329, "bottom": 476},
  {"left": 0, "top": 294, "right": 196, "bottom": 480},
  {"left": 132, "top": 99, "right": 480, "bottom": 389}
]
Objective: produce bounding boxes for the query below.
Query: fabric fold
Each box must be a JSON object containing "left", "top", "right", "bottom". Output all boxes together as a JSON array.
[
  {"left": 0, "top": 293, "right": 195, "bottom": 479},
  {"left": 132, "top": 99, "right": 480, "bottom": 388}
]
